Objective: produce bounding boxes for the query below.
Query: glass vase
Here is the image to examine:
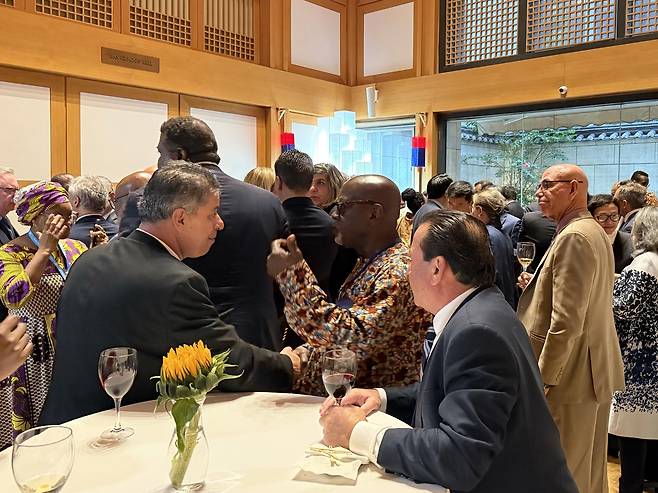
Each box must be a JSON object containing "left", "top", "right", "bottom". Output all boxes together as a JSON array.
[{"left": 167, "top": 400, "right": 209, "bottom": 491}]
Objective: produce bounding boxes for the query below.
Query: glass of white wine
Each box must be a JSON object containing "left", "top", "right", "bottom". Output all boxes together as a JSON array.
[
  {"left": 98, "top": 347, "right": 138, "bottom": 440},
  {"left": 517, "top": 242, "right": 536, "bottom": 273},
  {"left": 12, "top": 425, "right": 74, "bottom": 493}
]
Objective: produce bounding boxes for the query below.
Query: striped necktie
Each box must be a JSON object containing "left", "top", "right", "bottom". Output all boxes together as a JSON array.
[{"left": 420, "top": 326, "right": 436, "bottom": 377}]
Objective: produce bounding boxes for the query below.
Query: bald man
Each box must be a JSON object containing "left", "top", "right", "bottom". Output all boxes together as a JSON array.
[
  {"left": 112, "top": 171, "right": 152, "bottom": 238},
  {"left": 517, "top": 164, "right": 624, "bottom": 493},
  {"left": 267, "top": 175, "right": 430, "bottom": 395}
]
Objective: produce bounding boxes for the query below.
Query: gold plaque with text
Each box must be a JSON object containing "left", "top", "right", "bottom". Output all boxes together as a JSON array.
[{"left": 101, "top": 47, "right": 160, "bottom": 73}]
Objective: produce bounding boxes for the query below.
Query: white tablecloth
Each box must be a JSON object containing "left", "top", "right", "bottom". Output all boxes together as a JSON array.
[{"left": 0, "top": 392, "right": 446, "bottom": 492}]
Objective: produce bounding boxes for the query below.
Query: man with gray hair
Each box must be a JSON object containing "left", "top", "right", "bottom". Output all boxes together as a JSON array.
[
  {"left": 0, "top": 168, "right": 19, "bottom": 246},
  {"left": 68, "top": 175, "right": 119, "bottom": 246},
  {"left": 615, "top": 181, "right": 647, "bottom": 234},
  {"left": 40, "top": 162, "right": 299, "bottom": 425}
]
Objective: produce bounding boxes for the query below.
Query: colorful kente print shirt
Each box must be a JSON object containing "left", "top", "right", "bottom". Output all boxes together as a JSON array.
[
  {"left": 0, "top": 239, "right": 86, "bottom": 448},
  {"left": 276, "top": 241, "right": 431, "bottom": 396}
]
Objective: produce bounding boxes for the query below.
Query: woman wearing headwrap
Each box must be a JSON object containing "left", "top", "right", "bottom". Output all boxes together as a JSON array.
[{"left": 0, "top": 181, "right": 86, "bottom": 448}]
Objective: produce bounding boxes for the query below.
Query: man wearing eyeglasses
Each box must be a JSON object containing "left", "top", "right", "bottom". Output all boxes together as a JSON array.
[
  {"left": 267, "top": 175, "right": 431, "bottom": 396},
  {"left": 0, "top": 168, "right": 18, "bottom": 247},
  {"left": 516, "top": 164, "right": 625, "bottom": 493}
]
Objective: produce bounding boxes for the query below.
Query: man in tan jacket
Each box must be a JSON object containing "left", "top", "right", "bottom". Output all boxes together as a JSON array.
[{"left": 517, "top": 164, "right": 624, "bottom": 493}]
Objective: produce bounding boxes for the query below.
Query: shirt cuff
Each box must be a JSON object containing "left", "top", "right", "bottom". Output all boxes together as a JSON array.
[
  {"left": 376, "top": 388, "right": 387, "bottom": 413},
  {"left": 349, "top": 421, "right": 389, "bottom": 468}
]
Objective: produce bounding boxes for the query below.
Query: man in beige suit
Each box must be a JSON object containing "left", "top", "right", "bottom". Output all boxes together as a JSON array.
[{"left": 517, "top": 164, "right": 624, "bottom": 493}]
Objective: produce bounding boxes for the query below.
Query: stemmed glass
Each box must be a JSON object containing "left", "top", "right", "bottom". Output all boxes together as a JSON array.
[
  {"left": 12, "top": 425, "right": 74, "bottom": 493},
  {"left": 98, "top": 347, "right": 138, "bottom": 441},
  {"left": 517, "top": 242, "right": 536, "bottom": 273},
  {"left": 321, "top": 349, "right": 357, "bottom": 405}
]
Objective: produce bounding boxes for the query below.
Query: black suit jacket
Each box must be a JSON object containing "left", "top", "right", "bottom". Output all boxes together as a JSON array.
[
  {"left": 487, "top": 225, "right": 517, "bottom": 308},
  {"left": 39, "top": 230, "right": 292, "bottom": 425},
  {"left": 619, "top": 210, "right": 638, "bottom": 234},
  {"left": 379, "top": 287, "right": 577, "bottom": 493},
  {"left": 504, "top": 200, "right": 525, "bottom": 219},
  {"left": 613, "top": 230, "right": 633, "bottom": 274},
  {"left": 519, "top": 211, "right": 556, "bottom": 272},
  {"left": 184, "top": 163, "right": 289, "bottom": 350},
  {"left": 69, "top": 214, "right": 119, "bottom": 247},
  {"left": 281, "top": 197, "right": 336, "bottom": 292}
]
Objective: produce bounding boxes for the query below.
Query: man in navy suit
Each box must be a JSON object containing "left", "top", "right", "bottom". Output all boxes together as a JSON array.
[
  {"left": 68, "top": 175, "right": 119, "bottom": 246},
  {"left": 319, "top": 210, "right": 577, "bottom": 493}
]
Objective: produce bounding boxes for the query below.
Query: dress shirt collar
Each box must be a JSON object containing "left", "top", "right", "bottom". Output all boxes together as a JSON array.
[
  {"left": 622, "top": 208, "right": 639, "bottom": 225},
  {"left": 75, "top": 213, "right": 104, "bottom": 223},
  {"left": 136, "top": 228, "right": 181, "bottom": 260},
  {"left": 282, "top": 196, "right": 315, "bottom": 209},
  {"left": 555, "top": 208, "right": 590, "bottom": 235},
  {"left": 428, "top": 286, "right": 478, "bottom": 359}
]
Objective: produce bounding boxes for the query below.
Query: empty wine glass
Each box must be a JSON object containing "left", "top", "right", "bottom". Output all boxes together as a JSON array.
[
  {"left": 517, "top": 242, "right": 536, "bottom": 273},
  {"left": 98, "top": 347, "right": 138, "bottom": 441},
  {"left": 12, "top": 425, "right": 74, "bottom": 493},
  {"left": 321, "top": 349, "right": 357, "bottom": 405}
]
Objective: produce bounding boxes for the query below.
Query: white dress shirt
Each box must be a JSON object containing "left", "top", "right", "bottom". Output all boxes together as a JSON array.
[
  {"left": 348, "top": 287, "right": 477, "bottom": 466},
  {"left": 136, "top": 228, "right": 181, "bottom": 261}
]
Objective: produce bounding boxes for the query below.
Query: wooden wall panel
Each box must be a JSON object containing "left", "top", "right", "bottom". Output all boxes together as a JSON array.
[{"left": 0, "top": 7, "right": 350, "bottom": 116}]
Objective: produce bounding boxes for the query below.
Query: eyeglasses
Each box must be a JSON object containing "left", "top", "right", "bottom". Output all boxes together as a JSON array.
[
  {"left": 335, "top": 200, "right": 383, "bottom": 217},
  {"left": 594, "top": 213, "right": 620, "bottom": 223},
  {"left": 536, "top": 180, "right": 585, "bottom": 191},
  {"left": 0, "top": 187, "right": 18, "bottom": 195}
]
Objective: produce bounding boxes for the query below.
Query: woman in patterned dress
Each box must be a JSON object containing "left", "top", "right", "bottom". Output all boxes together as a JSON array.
[
  {"left": 610, "top": 206, "right": 658, "bottom": 493},
  {"left": 0, "top": 181, "right": 86, "bottom": 449}
]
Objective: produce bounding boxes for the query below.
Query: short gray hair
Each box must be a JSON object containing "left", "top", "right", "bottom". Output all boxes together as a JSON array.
[
  {"left": 69, "top": 176, "right": 109, "bottom": 213},
  {"left": 631, "top": 206, "right": 658, "bottom": 254},
  {"left": 139, "top": 161, "right": 219, "bottom": 222},
  {"left": 616, "top": 182, "right": 647, "bottom": 210},
  {"left": 0, "top": 167, "right": 15, "bottom": 177}
]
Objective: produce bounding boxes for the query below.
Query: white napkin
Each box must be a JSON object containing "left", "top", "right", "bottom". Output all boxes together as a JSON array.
[{"left": 294, "top": 443, "right": 370, "bottom": 484}]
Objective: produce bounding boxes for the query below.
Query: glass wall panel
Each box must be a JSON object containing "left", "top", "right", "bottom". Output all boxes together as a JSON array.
[{"left": 446, "top": 100, "right": 658, "bottom": 205}]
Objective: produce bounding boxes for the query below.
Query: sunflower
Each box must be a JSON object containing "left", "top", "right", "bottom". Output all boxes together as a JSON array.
[{"left": 161, "top": 341, "right": 213, "bottom": 383}]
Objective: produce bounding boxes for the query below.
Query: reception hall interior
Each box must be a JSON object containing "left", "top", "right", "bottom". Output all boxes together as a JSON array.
[{"left": 0, "top": 0, "right": 657, "bottom": 492}]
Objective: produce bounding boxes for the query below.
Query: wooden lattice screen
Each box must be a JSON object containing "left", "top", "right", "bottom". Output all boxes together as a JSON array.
[
  {"left": 526, "top": 0, "right": 616, "bottom": 52},
  {"left": 129, "top": 0, "right": 191, "bottom": 46},
  {"left": 445, "top": 0, "right": 519, "bottom": 66},
  {"left": 626, "top": 0, "right": 658, "bottom": 36},
  {"left": 204, "top": 0, "right": 255, "bottom": 61},
  {"left": 35, "top": 0, "right": 113, "bottom": 28}
]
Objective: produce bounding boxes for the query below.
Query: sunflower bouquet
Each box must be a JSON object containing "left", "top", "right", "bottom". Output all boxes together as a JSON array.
[{"left": 154, "top": 341, "right": 242, "bottom": 489}]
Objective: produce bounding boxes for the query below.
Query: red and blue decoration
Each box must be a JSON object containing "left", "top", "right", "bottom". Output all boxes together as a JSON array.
[
  {"left": 281, "top": 132, "right": 295, "bottom": 152},
  {"left": 411, "top": 136, "right": 426, "bottom": 168}
]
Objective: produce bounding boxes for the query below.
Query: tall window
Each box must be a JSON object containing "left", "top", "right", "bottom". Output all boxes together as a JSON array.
[
  {"left": 293, "top": 111, "right": 415, "bottom": 192},
  {"left": 445, "top": 100, "right": 658, "bottom": 204}
]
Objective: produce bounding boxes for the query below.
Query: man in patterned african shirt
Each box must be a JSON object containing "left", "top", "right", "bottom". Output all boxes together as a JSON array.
[{"left": 267, "top": 175, "right": 431, "bottom": 396}]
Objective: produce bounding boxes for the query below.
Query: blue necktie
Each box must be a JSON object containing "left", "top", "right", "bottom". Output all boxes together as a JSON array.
[{"left": 421, "top": 326, "right": 436, "bottom": 375}]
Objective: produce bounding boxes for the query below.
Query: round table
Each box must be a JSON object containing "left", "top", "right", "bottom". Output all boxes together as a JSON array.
[{"left": 0, "top": 392, "right": 446, "bottom": 492}]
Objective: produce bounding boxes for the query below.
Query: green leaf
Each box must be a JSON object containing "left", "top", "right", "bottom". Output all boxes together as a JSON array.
[
  {"left": 194, "top": 373, "right": 207, "bottom": 392},
  {"left": 171, "top": 398, "right": 199, "bottom": 454}
]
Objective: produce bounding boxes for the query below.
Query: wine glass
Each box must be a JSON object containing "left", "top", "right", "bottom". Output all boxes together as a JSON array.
[
  {"left": 98, "top": 347, "right": 138, "bottom": 441},
  {"left": 517, "top": 242, "right": 536, "bottom": 273},
  {"left": 321, "top": 349, "right": 357, "bottom": 405},
  {"left": 12, "top": 425, "right": 74, "bottom": 493}
]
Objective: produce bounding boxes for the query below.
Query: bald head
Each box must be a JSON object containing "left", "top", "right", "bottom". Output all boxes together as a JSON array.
[
  {"left": 115, "top": 171, "right": 152, "bottom": 221},
  {"left": 537, "top": 163, "right": 589, "bottom": 221},
  {"left": 341, "top": 175, "right": 401, "bottom": 225}
]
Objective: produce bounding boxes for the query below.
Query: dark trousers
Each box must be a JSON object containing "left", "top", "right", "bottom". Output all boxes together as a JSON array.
[{"left": 618, "top": 436, "right": 658, "bottom": 493}]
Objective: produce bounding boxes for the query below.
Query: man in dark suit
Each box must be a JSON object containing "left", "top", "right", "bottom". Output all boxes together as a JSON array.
[
  {"left": 319, "top": 211, "right": 577, "bottom": 493},
  {"left": 519, "top": 210, "right": 556, "bottom": 272},
  {"left": 157, "top": 117, "right": 289, "bottom": 351},
  {"left": 0, "top": 168, "right": 20, "bottom": 321},
  {"left": 272, "top": 149, "right": 336, "bottom": 294},
  {"left": 500, "top": 184, "right": 525, "bottom": 218},
  {"left": 411, "top": 173, "right": 452, "bottom": 236},
  {"left": 68, "top": 175, "right": 119, "bottom": 246},
  {"left": 40, "top": 163, "right": 299, "bottom": 425},
  {"left": 615, "top": 181, "right": 647, "bottom": 234}
]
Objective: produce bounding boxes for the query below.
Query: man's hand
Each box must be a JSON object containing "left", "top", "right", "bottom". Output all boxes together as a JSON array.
[
  {"left": 517, "top": 271, "right": 532, "bottom": 290},
  {"left": 319, "top": 405, "right": 367, "bottom": 448},
  {"left": 0, "top": 316, "right": 33, "bottom": 380},
  {"left": 281, "top": 346, "right": 301, "bottom": 382},
  {"left": 267, "top": 235, "right": 303, "bottom": 277},
  {"left": 89, "top": 224, "right": 109, "bottom": 247},
  {"left": 320, "top": 388, "right": 382, "bottom": 416}
]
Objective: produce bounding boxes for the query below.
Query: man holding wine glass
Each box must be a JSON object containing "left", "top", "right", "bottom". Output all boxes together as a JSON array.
[{"left": 319, "top": 210, "right": 577, "bottom": 493}]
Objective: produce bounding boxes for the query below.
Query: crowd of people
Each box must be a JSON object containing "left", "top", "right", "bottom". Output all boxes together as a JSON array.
[{"left": 0, "top": 115, "right": 656, "bottom": 493}]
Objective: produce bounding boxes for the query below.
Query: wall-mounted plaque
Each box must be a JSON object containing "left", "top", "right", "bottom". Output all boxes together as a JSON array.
[{"left": 101, "top": 47, "right": 160, "bottom": 73}]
